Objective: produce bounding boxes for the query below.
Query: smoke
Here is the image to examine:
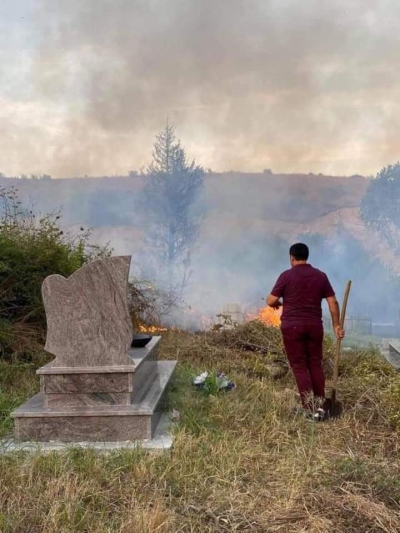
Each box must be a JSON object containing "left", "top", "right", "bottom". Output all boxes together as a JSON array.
[
  {"left": 1, "top": 0, "right": 400, "bottom": 176},
  {"left": 2, "top": 0, "right": 400, "bottom": 331},
  {"left": 180, "top": 224, "right": 399, "bottom": 329},
  {"left": 2, "top": 170, "right": 398, "bottom": 329}
]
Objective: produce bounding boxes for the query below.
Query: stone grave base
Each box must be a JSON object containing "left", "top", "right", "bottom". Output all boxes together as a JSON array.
[
  {"left": 1, "top": 413, "right": 173, "bottom": 454},
  {"left": 12, "top": 337, "right": 177, "bottom": 443}
]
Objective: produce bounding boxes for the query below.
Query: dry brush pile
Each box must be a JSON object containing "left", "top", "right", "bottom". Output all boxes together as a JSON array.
[{"left": 162, "top": 320, "right": 336, "bottom": 380}]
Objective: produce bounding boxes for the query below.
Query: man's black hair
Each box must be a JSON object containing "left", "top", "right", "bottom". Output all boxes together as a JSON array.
[{"left": 289, "top": 243, "right": 309, "bottom": 261}]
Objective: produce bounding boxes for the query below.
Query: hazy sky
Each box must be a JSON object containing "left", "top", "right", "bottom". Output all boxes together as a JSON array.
[{"left": 1, "top": 0, "right": 400, "bottom": 178}]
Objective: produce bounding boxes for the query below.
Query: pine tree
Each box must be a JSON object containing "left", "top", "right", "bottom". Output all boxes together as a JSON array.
[{"left": 142, "top": 124, "right": 204, "bottom": 292}]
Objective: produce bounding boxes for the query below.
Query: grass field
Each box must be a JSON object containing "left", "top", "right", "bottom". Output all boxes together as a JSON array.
[{"left": 1, "top": 327, "right": 400, "bottom": 532}]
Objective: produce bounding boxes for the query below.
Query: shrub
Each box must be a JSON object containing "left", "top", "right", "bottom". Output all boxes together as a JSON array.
[
  {"left": 128, "top": 278, "right": 179, "bottom": 331},
  {"left": 0, "top": 187, "right": 111, "bottom": 360}
]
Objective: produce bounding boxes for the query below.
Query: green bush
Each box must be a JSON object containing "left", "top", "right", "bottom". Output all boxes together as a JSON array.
[{"left": 0, "top": 187, "right": 111, "bottom": 360}]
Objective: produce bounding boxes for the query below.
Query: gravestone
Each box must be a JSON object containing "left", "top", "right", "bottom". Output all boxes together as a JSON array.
[
  {"left": 11, "top": 256, "right": 177, "bottom": 442},
  {"left": 387, "top": 340, "right": 400, "bottom": 369},
  {"left": 220, "top": 303, "right": 244, "bottom": 326}
]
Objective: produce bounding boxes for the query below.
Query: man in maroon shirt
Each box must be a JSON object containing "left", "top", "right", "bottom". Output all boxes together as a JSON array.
[{"left": 266, "top": 243, "right": 344, "bottom": 421}]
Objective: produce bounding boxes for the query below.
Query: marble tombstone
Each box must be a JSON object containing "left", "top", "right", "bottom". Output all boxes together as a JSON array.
[{"left": 12, "top": 256, "right": 176, "bottom": 442}]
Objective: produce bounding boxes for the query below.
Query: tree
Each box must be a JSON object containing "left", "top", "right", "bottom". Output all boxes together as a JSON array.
[
  {"left": 361, "top": 163, "right": 400, "bottom": 253},
  {"left": 141, "top": 124, "right": 204, "bottom": 292}
]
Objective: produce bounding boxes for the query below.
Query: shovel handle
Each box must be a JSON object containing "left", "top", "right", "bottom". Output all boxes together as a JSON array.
[
  {"left": 331, "top": 280, "right": 352, "bottom": 400},
  {"left": 339, "top": 281, "right": 352, "bottom": 330}
]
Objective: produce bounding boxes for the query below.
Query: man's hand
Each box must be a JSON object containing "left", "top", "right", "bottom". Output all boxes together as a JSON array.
[
  {"left": 266, "top": 294, "right": 282, "bottom": 309},
  {"left": 270, "top": 300, "right": 282, "bottom": 310},
  {"left": 334, "top": 325, "right": 345, "bottom": 340}
]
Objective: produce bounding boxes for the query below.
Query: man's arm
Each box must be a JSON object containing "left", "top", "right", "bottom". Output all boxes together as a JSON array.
[
  {"left": 267, "top": 273, "right": 285, "bottom": 309},
  {"left": 266, "top": 294, "right": 282, "bottom": 309},
  {"left": 326, "top": 295, "right": 345, "bottom": 339}
]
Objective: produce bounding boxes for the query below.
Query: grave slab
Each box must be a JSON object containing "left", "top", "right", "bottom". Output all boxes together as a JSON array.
[{"left": 11, "top": 256, "right": 177, "bottom": 444}]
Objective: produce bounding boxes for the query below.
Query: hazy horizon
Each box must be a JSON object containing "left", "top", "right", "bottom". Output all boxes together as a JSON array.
[{"left": 0, "top": 169, "right": 368, "bottom": 180}]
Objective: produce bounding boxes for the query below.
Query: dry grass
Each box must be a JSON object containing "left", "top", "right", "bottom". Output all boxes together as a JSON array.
[
  {"left": 0, "top": 326, "right": 400, "bottom": 532},
  {"left": 162, "top": 321, "right": 336, "bottom": 379}
]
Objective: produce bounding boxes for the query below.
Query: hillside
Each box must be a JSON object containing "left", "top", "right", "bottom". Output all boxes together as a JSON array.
[
  {"left": 0, "top": 172, "right": 367, "bottom": 227},
  {"left": 6, "top": 171, "right": 392, "bottom": 323}
]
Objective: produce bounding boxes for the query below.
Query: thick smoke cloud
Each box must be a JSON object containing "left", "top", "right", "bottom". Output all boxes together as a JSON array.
[
  {"left": 1, "top": 1, "right": 400, "bottom": 330},
  {"left": 1, "top": 0, "right": 400, "bottom": 176}
]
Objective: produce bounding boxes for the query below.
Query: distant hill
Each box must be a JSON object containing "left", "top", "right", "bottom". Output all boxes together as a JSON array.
[
  {"left": 4, "top": 171, "right": 399, "bottom": 322},
  {"left": 0, "top": 171, "right": 367, "bottom": 227},
  {"left": 0, "top": 171, "right": 371, "bottom": 264},
  {"left": 203, "top": 171, "right": 367, "bottom": 223}
]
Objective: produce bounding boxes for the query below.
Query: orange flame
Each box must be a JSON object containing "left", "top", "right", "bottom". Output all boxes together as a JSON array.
[
  {"left": 257, "top": 306, "right": 282, "bottom": 327},
  {"left": 138, "top": 324, "right": 168, "bottom": 333}
]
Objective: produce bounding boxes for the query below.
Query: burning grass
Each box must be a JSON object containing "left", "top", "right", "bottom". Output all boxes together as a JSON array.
[
  {"left": 257, "top": 305, "right": 282, "bottom": 327},
  {"left": 1, "top": 326, "right": 400, "bottom": 532}
]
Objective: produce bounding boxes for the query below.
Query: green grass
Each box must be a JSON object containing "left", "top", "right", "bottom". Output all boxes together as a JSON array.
[
  {"left": 0, "top": 362, "right": 39, "bottom": 438},
  {"left": 0, "top": 330, "right": 400, "bottom": 532}
]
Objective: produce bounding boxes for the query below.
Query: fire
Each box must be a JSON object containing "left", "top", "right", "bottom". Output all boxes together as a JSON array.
[
  {"left": 138, "top": 324, "right": 168, "bottom": 333},
  {"left": 257, "top": 306, "right": 282, "bottom": 327}
]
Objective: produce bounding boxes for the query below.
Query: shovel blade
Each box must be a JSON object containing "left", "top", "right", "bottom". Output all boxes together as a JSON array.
[{"left": 325, "top": 397, "right": 343, "bottom": 419}]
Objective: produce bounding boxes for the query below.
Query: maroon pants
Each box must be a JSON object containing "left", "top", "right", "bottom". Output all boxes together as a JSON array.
[{"left": 281, "top": 324, "right": 325, "bottom": 408}]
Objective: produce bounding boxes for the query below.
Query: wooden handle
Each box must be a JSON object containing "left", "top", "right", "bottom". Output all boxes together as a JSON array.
[
  {"left": 339, "top": 280, "right": 352, "bottom": 330},
  {"left": 331, "top": 280, "right": 352, "bottom": 402}
]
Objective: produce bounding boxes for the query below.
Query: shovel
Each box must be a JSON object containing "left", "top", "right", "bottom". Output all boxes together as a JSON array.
[{"left": 326, "top": 280, "right": 352, "bottom": 419}]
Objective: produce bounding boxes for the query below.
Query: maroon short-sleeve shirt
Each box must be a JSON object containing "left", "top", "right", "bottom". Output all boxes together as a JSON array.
[{"left": 271, "top": 264, "right": 335, "bottom": 327}]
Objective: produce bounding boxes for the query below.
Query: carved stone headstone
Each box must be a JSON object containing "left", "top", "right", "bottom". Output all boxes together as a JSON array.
[
  {"left": 42, "top": 256, "right": 133, "bottom": 367},
  {"left": 12, "top": 254, "right": 177, "bottom": 443}
]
